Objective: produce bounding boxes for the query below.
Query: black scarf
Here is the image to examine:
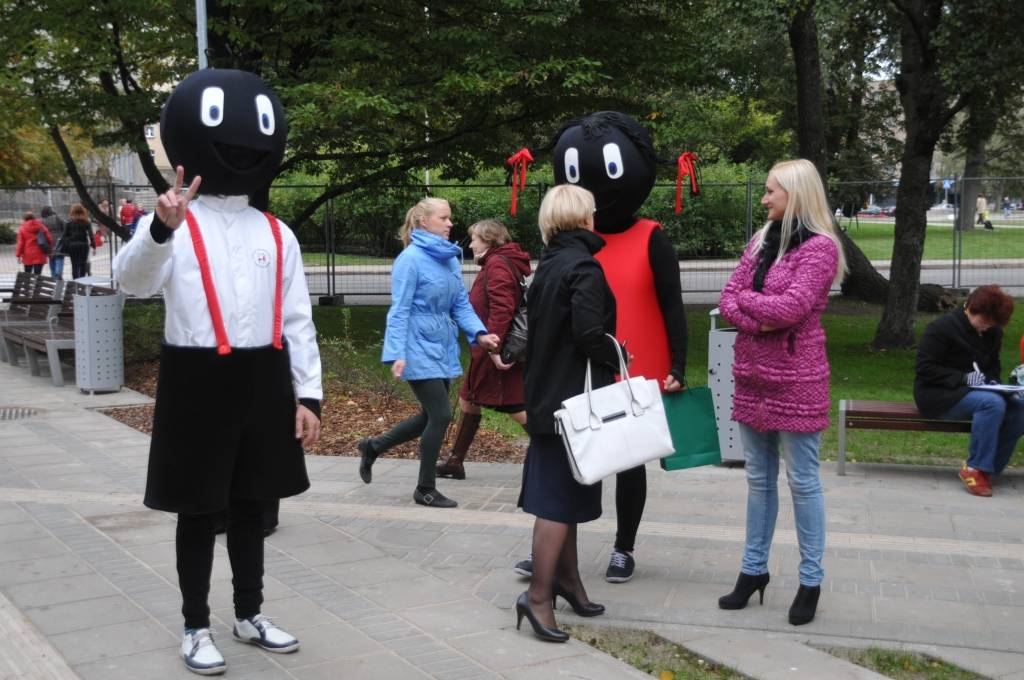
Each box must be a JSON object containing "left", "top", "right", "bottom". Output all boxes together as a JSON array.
[{"left": 752, "top": 220, "right": 814, "bottom": 292}]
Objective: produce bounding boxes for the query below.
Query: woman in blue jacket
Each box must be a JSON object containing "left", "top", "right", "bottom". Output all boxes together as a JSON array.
[{"left": 358, "top": 197, "right": 500, "bottom": 507}]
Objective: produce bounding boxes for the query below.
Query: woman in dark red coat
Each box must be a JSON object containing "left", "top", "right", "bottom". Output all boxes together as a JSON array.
[{"left": 436, "top": 220, "right": 532, "bottom": 480}]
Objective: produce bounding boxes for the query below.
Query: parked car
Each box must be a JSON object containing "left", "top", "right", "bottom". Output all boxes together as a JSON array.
[
  {"left": 857, "top": 206, "right": 882, "bottom": 216},
  {"left": 881, "top": 206, "right": 897, "bottom": 216}
]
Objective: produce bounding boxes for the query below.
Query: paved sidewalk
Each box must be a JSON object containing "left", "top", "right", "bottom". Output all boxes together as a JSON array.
[{"left": 2, "top": 358, "right": 1024, "bottom": 679}]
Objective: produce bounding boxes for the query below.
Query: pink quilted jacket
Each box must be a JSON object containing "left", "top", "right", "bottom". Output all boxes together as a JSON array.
[{"left": 718, "top": 234, "right": 839, "bottom": 433}]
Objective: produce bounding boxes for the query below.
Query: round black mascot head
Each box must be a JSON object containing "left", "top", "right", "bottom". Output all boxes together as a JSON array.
[
  {"left": 160, "top": 69, "right": 287, "bottom": 196},
  {"left": 551, "top": 111, "right": 656, "bottom": 232}
]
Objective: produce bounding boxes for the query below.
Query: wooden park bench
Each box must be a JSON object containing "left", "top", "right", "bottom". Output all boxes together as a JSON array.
[
  {"left": 2, "top": 282, "right": 116, "bottom": 387},
  {"left": 837, "top": 399, "right": 972, "bottom": 475},
  {"left": 0, "top": 273, "right": 64, "bottom": 362}
]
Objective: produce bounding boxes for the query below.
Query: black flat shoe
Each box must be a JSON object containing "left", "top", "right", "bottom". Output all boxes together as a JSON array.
[
  {"left": 357, "top": 439, "right": 375, "bottom": 484},
  {"left": 552, "top": 583, "right": 605, "bottom": 617},
  {"left": 413, "top": 488, "right": 457, "bottom": 508},
  {"left": 788, "top": 584, "right": 820, "bottom": 625},
  {"left": 719, "top": 572, "right": 770, "bottom": 610},
  {"left": 515, "top": 592, "right": 569, "bottom": 642}
]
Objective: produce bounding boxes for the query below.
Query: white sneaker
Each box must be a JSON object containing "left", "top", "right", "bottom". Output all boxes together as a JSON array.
[
  {"left": 233, "top": 614, "right": 299, "bottom": 653},
  {"left": 180, "top": 628, "right": 226, "bottom": 675}
]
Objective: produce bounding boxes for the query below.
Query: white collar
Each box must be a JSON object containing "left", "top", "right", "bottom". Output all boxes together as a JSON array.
[{"left": 196, "top": 194, "right": 250, "bottom": 213}]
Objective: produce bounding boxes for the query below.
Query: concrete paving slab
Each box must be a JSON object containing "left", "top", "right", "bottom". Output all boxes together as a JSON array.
[
  {"left": 23, "top": 594, "right": 149, "bottom": 636},
  {"left": 48, "top": 617, "right": 174, "bottom": 665},
  {"left": 289, "top": 651, "right": 433, "bottom": 680},
  {"left": 668, "top": 630, "right": 889, "bottom": 680}
]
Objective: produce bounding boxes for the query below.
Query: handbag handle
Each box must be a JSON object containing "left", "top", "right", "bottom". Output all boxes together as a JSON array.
[{"left": 582, "top": 333, "right": 645, "bottom": 429}]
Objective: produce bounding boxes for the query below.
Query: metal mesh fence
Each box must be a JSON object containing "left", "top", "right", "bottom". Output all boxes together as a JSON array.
[{"left": 3, "top": 177, "right": 1024, "bottom": 301}]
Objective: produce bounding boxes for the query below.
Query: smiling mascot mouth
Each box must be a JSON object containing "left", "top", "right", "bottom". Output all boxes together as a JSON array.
[{"left": 213, "top": 142, "right": 269, "bottom": 172}]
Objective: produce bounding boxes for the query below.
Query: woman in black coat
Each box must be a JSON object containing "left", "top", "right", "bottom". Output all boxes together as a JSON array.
[
  {"left": 515, "top": 184, "right": 623, "bottom": 642},
  {"left": 914, "top": 284, "right": 1024, "bottom": 497}
]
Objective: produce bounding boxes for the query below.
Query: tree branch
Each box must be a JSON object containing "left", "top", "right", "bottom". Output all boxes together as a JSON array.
[{"left": 49, "top": 125, "right": 129, "bottom": 240}]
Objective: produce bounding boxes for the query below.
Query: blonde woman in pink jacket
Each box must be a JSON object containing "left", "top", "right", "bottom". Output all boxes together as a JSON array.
[{"left": 717, "top": 159, "right": 847, "bottom": 626}]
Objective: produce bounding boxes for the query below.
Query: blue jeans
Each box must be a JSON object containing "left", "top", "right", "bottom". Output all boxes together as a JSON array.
[
  {"left": 738, "top": 424, "right": 825, "bottom": 587},
  {"left": 48, "top": 256, "right": 64, "bottom": 279},
  {"left": 941, "top": 390, "right": 1024, "bottom": 475}
]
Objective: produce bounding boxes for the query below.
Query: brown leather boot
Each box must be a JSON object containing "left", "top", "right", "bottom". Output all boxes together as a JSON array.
[{"left": 436, "top": 412, "right": 481, "bottom": 480}]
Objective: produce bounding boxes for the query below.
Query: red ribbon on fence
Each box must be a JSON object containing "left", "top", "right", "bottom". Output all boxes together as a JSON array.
[
  {"left": 506, "top": 148, "right": 534, "bottom": 216},
  {"left": 675, "top": 151, "right": 700, "bottom": 214}
]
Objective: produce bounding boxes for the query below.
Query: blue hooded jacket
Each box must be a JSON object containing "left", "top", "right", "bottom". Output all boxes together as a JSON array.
[{"left": 381, "top": 229, "right": 487, "bottom": 380}]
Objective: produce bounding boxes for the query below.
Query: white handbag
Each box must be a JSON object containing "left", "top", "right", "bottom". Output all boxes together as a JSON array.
[{"left": 553, "top": 334, "right": 675, "bottom": 485}]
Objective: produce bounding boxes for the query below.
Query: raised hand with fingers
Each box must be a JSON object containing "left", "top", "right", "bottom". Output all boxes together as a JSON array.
[{"left": 156, "top": 165, "right": 202, "bottom": 230}]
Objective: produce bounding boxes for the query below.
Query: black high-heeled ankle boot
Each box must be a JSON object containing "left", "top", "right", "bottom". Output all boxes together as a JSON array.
[
  {"left": 515, "top": 592, "right": 569, "bottom": 642},
  {"left": 788, "top": 584, "right": 820, "bottom": 625},
  {"left": 718, "top": 572, "right": 770, "bottom": 610},
  {"left": 552, "top": 583, "right": 605, "bottom": 617}
]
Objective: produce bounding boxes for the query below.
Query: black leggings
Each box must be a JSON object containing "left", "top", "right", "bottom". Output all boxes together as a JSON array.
[
  {"left": 66, "top": 244, "right": 89, "bottom": 280},
  {"left": 614, "top": 464, "right": 647, "bottom": 553},
  {"left": 369, "top": 378, "right": 451, "bottom": 488},
  {"left": 177, "top": 498, "right": 266, "bottom": 629}
]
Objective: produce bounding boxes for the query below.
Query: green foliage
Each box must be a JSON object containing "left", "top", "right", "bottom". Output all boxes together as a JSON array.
[
  {"left": 122, "top": 303, "right": 165, "bottom": 365},
  {"left": 0, "top": 223, "right": 16, "bottom": 245}
]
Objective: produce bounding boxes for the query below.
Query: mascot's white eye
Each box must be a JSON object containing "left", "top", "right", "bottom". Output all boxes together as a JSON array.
[
  {"left": 563, "top": 147, "right": 580, "bottom": 184},
  {"left": 200, "top": 87, "right": 225, "bottom": 127},
  {"left": 602, "top": 143, "right": 624, "bottom": 179},
  {"left": 255, "top": 95, "right": 275, "bottom": 135}
]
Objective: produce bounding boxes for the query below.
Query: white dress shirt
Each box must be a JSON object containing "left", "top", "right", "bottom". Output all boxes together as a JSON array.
[{"left": 113, "top": 194, "right": 322, "bottom": 401}]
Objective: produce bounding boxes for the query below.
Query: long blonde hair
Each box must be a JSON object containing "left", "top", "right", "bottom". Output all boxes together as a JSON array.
[
  {"left": 399, "top": 197, "right": 450, "bottom": 247},
  {"left": 752, "top": 159, "right": 847, "bottom": 282}
]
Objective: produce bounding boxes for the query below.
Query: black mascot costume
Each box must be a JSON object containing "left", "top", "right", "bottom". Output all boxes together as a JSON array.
[
  {"left": 508, "top": 111, "right": 696, "bottom": 583},
  {"left": 113, "top": 69, "right": 322, "bottom": 675}
]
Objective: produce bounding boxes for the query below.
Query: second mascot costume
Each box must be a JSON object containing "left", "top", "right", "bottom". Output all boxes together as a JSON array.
[
  {"left": 114, "top": 70, "right": 321, "bottom": 675},
  {"left": 514, "top": 112, "right": 689, "bottom": 583}
]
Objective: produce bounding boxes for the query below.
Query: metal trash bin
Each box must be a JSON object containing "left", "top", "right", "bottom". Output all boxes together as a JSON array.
[
  {"left": 74, "top": 287, "right": 124, "bottom": 394},
  {"left": 708, "top": 308, "right": 743, "bottom": 462}
]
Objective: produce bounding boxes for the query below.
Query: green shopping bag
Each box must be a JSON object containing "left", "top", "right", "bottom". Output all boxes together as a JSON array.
[{"left": 660, "top": 386, "right": 722, "bottom": 470}]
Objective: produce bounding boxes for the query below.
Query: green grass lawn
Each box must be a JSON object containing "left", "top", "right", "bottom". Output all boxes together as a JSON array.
[
  {"left": 302, "top": 252, "right": 391, "bottom": 266},
  {"left": 126, "top": 299, "right": 1024, "bottom": 470},
  {"left": 843, "top": 221, "right": 1024, "bottom": 261}
]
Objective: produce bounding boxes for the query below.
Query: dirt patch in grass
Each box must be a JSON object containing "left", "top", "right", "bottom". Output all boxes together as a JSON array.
[
  {"left": 563, "top": 623, "right": 745, "bottom": 679},
  {"left": 102, "top": 361, "right": 526, "bottom": 463},
  {"left": 823, "top": 647, "right": 987, "bottom": 680}
]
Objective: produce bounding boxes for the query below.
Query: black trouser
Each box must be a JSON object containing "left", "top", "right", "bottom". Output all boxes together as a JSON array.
[
  {"left": 23, "top": 264, "right": 43, "bottom": 274},
  {"left": 369, "top": 378, "right": 451, "bottom": 488},
  {"left": 614, "top": 464, "right": 647, "bottom": 553},
  {"left": 177, "top": 498, "right": 266, "bottom": 629},
  {"left": 66, "top": 244, "right": 89, "bottom": 279}
]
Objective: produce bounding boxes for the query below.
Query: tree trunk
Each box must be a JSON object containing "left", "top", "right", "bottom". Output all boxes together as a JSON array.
[
  {"left": 960, "top": 141, "right": 986, "bottom": 231},
  {"left": 49, "top": 126, "right": 129, "bottom": 241},
  {"left": 788, "top": 2, "right": 828, "bottom": 178},
  {"left": 872, "top": 0, "right": 964, "bottom": 349}
]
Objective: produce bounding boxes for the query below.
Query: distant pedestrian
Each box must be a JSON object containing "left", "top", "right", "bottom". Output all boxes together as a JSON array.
[
  {"left": 1003, "top": 196, "right": 1012, "bottom": 218},
  {"left": 15, "top": 212, "right": 53, "bottom": 274},
  {"left": 977, "top": 195, "right": 990, "bottom": 227},
  {"left": 40, "top": 207, "right": 66, "bottom": 279},
  {"left": 63, "top": 204, "right": 95, "bottom": 279},
  {"left": 357, "top": 197, "right": 500, "bottom": 508}
]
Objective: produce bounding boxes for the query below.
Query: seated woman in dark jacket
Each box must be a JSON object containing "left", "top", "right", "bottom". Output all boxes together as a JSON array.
[
  {"left": 914, "top": 284, "right": 1024, "bottom": 497},
  {"left": 515, "top": 184, "right": 623, "bottom": 643}
]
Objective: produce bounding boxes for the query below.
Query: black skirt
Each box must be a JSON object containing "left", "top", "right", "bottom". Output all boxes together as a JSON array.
[
  {"left": 144, "top": 343, "right": 309, "bottom": 514},
  {"left": 518, "top": 434, "right": 602, "bottom": 524}
]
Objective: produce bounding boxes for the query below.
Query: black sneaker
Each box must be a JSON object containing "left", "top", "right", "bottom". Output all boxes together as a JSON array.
[
  {"left": 357, "top": 438, "right": 375, "bottom": 484},
  {"left": 413, "top": 488, "right": 457, "bottom": 508},
  {"left": 513, "top": 555, "right": 533, "bottom": 577},
  {"left": 605, "top": 550, "right": 635, "bottom": 583}
]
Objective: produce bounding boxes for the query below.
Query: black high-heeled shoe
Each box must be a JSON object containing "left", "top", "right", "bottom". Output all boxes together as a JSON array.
[
  {"left": 788, "top": 584, "right": 820, "bottom": 625},
  {"left": 718, "top": 572, "right": 770, "bottom": 610},
  {"left": 515, "top": 592, "right": 569, "bottom": 642},
  {"left": 552, "top": 583, "right": 605, "bottom": 617}
]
